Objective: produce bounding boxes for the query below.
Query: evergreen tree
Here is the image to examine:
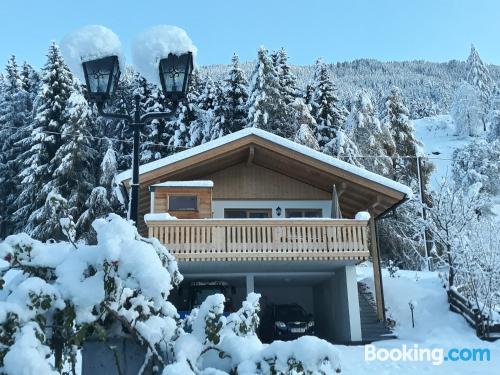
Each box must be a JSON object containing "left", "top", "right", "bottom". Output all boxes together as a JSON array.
[
  {"left": 216, "top": 54, "right": 248, "bottom": 136},
  {"left": 273, "top": 48, "right": 298, "bottom": 104},
  {"left": 137, "top": 77, "right": 170, "bottom": 163},
  {"left": 310, "top": 59, "right": 347, "bottom": 148},
  {"left": 451, "top": 81, "right": 483, "bottom": 137},
  {"left": 197, "top": 76, "right": 217, "bottom": 111},
  {"left": 111, "top": 68, "right": 136, "bottom": 170},
  {"left": 0, "top": 56, "right": 30, "bottom": 235},
  {"left": 486, "top": 87, "right": 500, "bottom": 141},
  {"left": 167, "top": 69, "right": 203, "bottom": 148},
  {"left": 291, "top": 98, "right": 319, "bottom": 150},
  {"left": 247, "top": 47, "right": 296, "bottom": 138},
  {"left": 304, "top": 83, "right": 314, "bottom": 105},
  {"left": 39, "top": 91, "right": 96, "bottom": 235},
  {"left": 76, "top": 187, "right": 113, "bottom": 244},
  {"left": 383, "top": 87, "right": 430, "bottom": 187},
  {"left": 20, "top": 62, "right": 40, "bottom": 104},
  {"left": 466, "top": 44, "right": 492, "bottom": 131},
  {"left": 15, "top": 43, "right": 74, "bottom": 235},
  {"left": 346, "top": 90, "right": 394, "bottom": 175}
]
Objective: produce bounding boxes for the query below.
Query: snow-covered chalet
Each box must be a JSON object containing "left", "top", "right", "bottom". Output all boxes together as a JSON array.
[{"left": 116, "top": 127, "right": 411, "bottom": 343}]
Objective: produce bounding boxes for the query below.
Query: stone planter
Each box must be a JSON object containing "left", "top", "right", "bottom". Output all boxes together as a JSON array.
[{"left": 82, "top": 338, "right": 157, "bottom": 375}]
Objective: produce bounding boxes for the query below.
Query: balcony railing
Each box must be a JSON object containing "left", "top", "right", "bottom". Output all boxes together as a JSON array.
[{"left": 146, "top": 218, "right": 370, "bottom": 262}]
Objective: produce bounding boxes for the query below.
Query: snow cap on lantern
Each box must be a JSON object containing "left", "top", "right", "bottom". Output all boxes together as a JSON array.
[
  {"left": 61, "top": 25, "right": 124, "bottom": 82},
  {"left": 132, "top": 25, "right": 197, "bottom": 87}
]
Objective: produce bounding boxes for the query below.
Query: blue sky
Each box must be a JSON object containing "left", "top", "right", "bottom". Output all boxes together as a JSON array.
[{"left": 1, "top": 0, "right": 499, "bottom": 69}]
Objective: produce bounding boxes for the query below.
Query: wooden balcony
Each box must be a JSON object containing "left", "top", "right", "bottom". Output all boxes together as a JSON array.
[{"left": 146, "top": 218, "right": 370, "bottom": 262}]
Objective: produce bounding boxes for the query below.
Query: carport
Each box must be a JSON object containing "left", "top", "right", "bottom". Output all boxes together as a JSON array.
[{"left": 178, "top": 260, "right": 362, "bottom": 343}]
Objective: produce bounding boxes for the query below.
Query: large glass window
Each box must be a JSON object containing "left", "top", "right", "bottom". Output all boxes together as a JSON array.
[
  {"left": 285, "top": 209, "right": 322, "bottom": 218},
  {"left": 169, "top": 195, "right": 198, "bottom": 211},
  {"left": 224, "top": 209, "right": 272, "bottom": 218}
]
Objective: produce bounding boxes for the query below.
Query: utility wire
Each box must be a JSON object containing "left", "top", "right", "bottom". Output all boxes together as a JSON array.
[{"left": 0, "top": 124, "right": 494, "bottom": 161}]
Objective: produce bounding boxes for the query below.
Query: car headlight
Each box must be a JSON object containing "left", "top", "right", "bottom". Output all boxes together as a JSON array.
[
  {"left": 275, "top": 321, "right": 287, "bottom": 329},
  {"left": 307, "top": 320, "right": 315, "bottom": 328}
]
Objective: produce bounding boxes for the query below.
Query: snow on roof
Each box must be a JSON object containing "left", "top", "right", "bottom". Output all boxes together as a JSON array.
[
  {"left": 152, "top": 180, "right": 214, "bottom": 188},
  {"left": 116, "top": 128, "right": 412, "bottom": 197}
]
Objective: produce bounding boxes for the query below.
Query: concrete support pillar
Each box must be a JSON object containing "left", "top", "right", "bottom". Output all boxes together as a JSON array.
[
  {"left": 344, "top": 265, "right": 362, "bottom": 342},
  {"left": 246, "top": 274, "right": 254, "bottom": 295}
]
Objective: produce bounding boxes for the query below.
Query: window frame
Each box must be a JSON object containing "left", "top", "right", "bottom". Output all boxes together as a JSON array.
[
  {"left": 168, "top": 194, "right": 199, "bottom": 211},
  {"left": 284, "top": 208, "right": 323, "bottom": 218},
  {"left": 224, "top": 208, "right": 272, "bottom": 218}
]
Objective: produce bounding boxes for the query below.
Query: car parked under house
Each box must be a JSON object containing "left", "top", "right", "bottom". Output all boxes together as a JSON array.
[{"left": 115, "top": 127, "right": 412, "bottom": 344}]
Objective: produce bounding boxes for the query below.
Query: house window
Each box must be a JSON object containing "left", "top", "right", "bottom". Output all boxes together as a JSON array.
[
  {"left": 169, "top": 195, "right": 198, "bottom": 211},
  {"left": 224, "top": 209, "right": 272, "bottom": 218},
  {"left": 285, "top": 209, "right": 322, "bottom": 218}
]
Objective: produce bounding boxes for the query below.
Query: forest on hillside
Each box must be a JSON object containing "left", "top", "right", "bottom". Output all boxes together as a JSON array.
[{"left": 0, "top": 43, "right": 499, "bottom": 272}]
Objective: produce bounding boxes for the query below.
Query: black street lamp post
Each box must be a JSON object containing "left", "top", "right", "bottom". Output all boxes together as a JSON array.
[{"left": 82, "top": 52, "right": 193, "bottom": 224}]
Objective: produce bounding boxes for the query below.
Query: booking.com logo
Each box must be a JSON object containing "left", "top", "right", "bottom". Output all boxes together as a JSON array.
[{"left": 365, "top": 344, "right": 491, "bottom": 366}]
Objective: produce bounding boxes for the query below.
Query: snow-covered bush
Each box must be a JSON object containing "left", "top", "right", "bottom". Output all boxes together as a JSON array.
[
  {"left": 1, "top": 215, "right": 342, "bottom": 374},
  {"left": 0, "top": 214, "right": 181, "bottom": 374},
  {"left": 454, "top": 220, "right": 500, "bottom": 324},
  {"left": 427, "top": 179, "right": 485, "bottom": 286}
]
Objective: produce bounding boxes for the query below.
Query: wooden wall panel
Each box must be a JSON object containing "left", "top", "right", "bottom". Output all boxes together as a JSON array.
[
  {"left": 203, "top": 163, "right": 331, "bottom": 200},
  {"left": 153, "top": 187, "right": 212, "bottom": 220}
]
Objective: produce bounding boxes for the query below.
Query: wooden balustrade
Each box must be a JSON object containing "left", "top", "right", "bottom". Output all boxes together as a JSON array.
[{"left": 146, "top": 219, "right": 370, "bottom": 262}]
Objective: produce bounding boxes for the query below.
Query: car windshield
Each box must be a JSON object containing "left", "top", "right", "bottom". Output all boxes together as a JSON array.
[
  {"left": 193, "top": 287, "right": 224, "bottom": 307},
  {"left": 276, "top": 305, "right": 306, "bottom": 322}
]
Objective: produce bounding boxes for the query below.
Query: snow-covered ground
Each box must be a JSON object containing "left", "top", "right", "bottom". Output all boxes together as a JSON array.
[
  {"left": 335, "top": 264, "right": 500, "bottom": 374},
  {"left": 413, "top": 115, "right": 469, "bottom": 189},
  {"left": 414, "top": 114, "right": 500, "bottom": 219}
]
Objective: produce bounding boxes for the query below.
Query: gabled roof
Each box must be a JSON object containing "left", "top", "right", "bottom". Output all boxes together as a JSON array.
[{"left": 116, "top": 127, "right": 412, "bottom": 198}]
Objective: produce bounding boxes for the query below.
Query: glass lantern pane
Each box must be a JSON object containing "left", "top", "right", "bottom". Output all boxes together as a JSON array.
[{"left": 84, "top": 56, "right": 119, "bottom": 96}]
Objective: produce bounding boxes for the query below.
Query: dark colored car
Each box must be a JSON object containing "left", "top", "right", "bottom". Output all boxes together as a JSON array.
[
  {"left": 176, "top": 280, "right": 236, "bottom": 319},
  {"left": 264, "top": 303, "right": 314, "bottom": 341}
]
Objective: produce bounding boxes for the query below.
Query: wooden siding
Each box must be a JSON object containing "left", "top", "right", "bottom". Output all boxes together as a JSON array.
[
  {"left": 153, "top": 187, "right": 212, "bottom": 219},
  {"left": 147, "top": 218, "right": 370, "bottom": 262},
  {"left": 204, "top": 163, "right": 331, "bottom": 200}
]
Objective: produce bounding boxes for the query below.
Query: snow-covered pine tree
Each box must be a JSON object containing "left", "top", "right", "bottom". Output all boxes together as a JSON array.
[
  {"left": 346, "top": 90, "right": 393, "bottom": 175},
  {"left": 383, "top": 87, "right": 429, "bottom": 187},
  {"left": 137, "top": 76, "right": 170, "bottom": 163},
  {"left": 247, "top": 47, "right": 296, "bottom": 138},
  {"left": 291, "top": 98, "right": 319, "bottom": 150},
  {"left": 486, "top": 87, "right": 500, "bottom": 142},
  {"left": 76, "top": 187, "right": 112, "bottom": 244},
  {"left": 451, "top": 81, "right": 483, "bottom": 137},
  {"left": 110, "top": 67, "right": 136, "bottom": 170},
  {"left": 20, "top": 62, "right": 40, "bottom": 104},
  {"left": 205, "top": 81, "right": 226, "bottom": 141},
  {"left": 466, "top": 44, "right": 492, "bottom": 131},
  {"left": 197, "top": 76, "right": 217, "bottom": 111},
  {"left": 214, "top": 53, "right": 248, "bottom": 137},
  {"left": 33, "top": 91, "right": 97, "bottom": 240},
  {"left": 15, "top": 43, "right": 75, "bottom": 236},
  {"left": 167, "top": 69, "right": 203, "bottom": 148},
  {"left": 190, "top": 76, "right": 218, "bottom": 145},
  {"left": 273, "top": 48, "right": 298, "bottom": 105},
  {"left": 452, "top": 138, "right": 500, "bottom": 202},
  {"left": 0, "top": 56, "right": 30, "bottom": 236},
  {"left": 304, "top": 83, "right": 314, "bottom": 105},
  {"left": 310, "top": 59, "right": 347, "bottom": 148}
]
